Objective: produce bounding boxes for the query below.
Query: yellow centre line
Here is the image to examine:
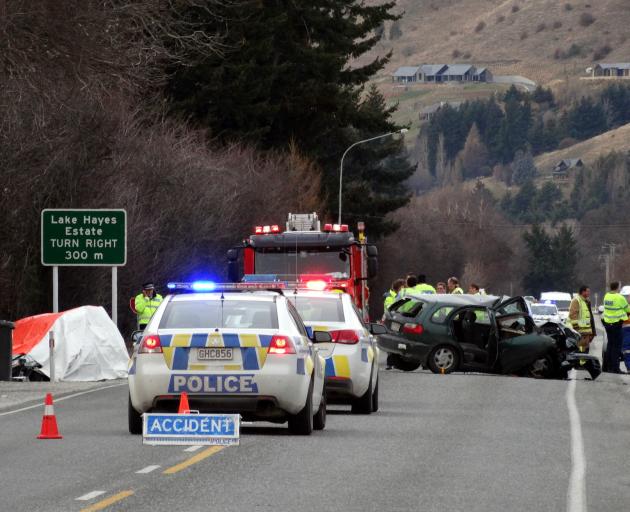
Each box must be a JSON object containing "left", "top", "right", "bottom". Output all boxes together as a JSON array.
[
  {"left": 163, "top": 446, "right": 225, "bottom": 475},
  {"left": 79, "top": 490, "right": 134, "bottom": 512}
]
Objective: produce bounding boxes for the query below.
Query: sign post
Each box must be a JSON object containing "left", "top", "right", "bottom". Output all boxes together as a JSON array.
[{"left": 41, "top": 209, "right": 127, "bottom": 325}]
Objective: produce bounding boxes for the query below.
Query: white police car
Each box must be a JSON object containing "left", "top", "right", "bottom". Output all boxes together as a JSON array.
[
  {"left": 289, "top": 290, "right": 382, "bottom": 414},
  {"left": 128, "top": 282, "right": 328, "bottom": 435}
]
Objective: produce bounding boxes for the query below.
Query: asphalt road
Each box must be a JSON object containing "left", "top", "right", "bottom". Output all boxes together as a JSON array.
[{"left": 1, "top": 356, "right": 629, "bottom": 512}]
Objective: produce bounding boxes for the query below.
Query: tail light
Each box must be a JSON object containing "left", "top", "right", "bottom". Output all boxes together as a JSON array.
[
  {"left": 330, "top": 329, "right": 361, "bottom": 344},
  {"left": 268, "top": 335, "right": 295, "bottom": 355},
  {"left": 139, "top": 334, "right": 163, "bottom": 354},
  {"left": 403, "top": 323, "right": 424, "bottom": 335}
]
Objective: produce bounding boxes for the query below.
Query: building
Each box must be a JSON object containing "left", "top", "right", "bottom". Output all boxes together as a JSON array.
[
  {"left": 593, "top": 63, "right": 630, "bottom": 77},
  {"left": 552, "top": 158, "right": 584, "bottom": 179},
  {"left": 392, "top": 66, "right": 422, "bottom": 83},
  {"left": 392, "top": 64, "right": 492, "bottom": 83}
]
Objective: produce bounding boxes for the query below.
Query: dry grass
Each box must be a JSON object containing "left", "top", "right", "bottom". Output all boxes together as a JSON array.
[
  {"left": 363, "top": 0, "right": 630, "bottom": 85},
  {"left": 534, "top": 122, "right": 630, "bottom": 172}
]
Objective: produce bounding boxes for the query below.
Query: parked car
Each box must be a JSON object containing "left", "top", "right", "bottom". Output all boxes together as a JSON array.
[
  {"left": 529, "top": 303, "right": 562, "bottom": 326},
  {"left": 378, "top": 294, "right": 599, "bottom": 379}
]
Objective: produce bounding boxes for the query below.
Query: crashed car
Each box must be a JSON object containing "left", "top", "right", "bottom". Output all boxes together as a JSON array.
[{"left": 379, "top": 294, "right": 600, "bottom": 379}]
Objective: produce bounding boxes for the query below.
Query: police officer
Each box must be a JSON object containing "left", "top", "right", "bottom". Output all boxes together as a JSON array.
[
  {"left": 135, "top": 282, "right": 163, "bottom": 330},
  {"left": 602, "top": 281, "right": 630, "bottom": 373},
  {"left": 568, "top": 285, "right": 595, "bottom": 353},
  {"left": 448, "top": 277, "right": 464, "bottom": 294},
  {"left": 414, "top": 274, "right": 436, "bottom": 294}
]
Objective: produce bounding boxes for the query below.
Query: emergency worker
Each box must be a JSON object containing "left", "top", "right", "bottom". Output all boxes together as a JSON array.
[
  {"left": 384, "top": 279, "right": 405, "bottom": 311},
  {"left": 135, "top": 282, "right": 164, "bottom": 330},
  {"left": 436, "top": 282, "right": 447, "bottom": 294},
  {"left": 414, "top": 274, "right": 436, "bottom": 294},
  {"left": 602, "top": 281, "right": 630, "bottom": 373},
  {"left": 468, "top": 284, "right": 481, "bottom": 295},
  {"left": 400, "top": 275, "right": 418, "bottom": 298},
  {"left": 568, "top": 285, "right": 595, "bottom": 353},
  {"left": 448, "top": 277, "right": 464, "bottom": 294}
]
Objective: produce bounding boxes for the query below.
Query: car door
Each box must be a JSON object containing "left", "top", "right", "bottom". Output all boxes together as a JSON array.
[{"left": 491, "top": 296, "right": 529, "bottom": 317}]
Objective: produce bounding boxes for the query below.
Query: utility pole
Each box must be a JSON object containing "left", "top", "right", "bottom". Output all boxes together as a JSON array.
[{"left": 602, "top": 243, "right": 617, "bottom": 288}]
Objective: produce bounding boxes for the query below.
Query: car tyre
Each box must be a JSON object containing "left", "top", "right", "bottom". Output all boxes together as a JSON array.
[
  {"left": 525, "top": 354, "right": 555, "bottom": 379},
  {"left": 391, "top": 354, "right": 422, "bottom": 372},
  {"left": 313, "top": 388, "right": 326, "bottom": 431},
  {"left": 427, "top": 345, "right": 460, "bottom": 374},
  {"left": 288, "top": 380, "right": 314, "bottom": 435},
  {"left": 371, "top": 376, "right": 379, "bottom": 412},
  {"left": 351, "top": 370, "right": 373, "bottom": 415},
  {"left": 128, "top": 393, "right": 142, "bottom": 435}
]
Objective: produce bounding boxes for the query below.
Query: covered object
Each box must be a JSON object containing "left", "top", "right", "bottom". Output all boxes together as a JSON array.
[{"left": 13, "top": 306, "right": 128, "bottom": 381}]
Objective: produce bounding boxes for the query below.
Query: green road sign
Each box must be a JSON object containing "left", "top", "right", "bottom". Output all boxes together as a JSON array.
[{"left": 41, "top": 209, "right": 127, "bottom": 266}]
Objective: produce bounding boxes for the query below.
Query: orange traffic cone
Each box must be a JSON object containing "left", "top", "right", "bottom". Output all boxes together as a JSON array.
[
  {"left": 177, "top": 392, "right": 190, "bottom": 414},
  {"left": 37, "top": 393, "right": 63, "bottom": 439}
]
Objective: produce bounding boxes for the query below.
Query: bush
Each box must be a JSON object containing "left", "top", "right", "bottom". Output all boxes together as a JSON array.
[
  {"left": 520, "top": 31, "right": 528, "bottom": 40},
  {"left": 475, "top": 21, "right": 486, "bottom": 33},
  {"left": 564, "top": 3, "right": 573, "bottom": 11},
  {"left": 552, "top": 20, "right": 562, "bottom": 29},
  {"left": 554, "top": 43, "right": 584, "bottom": 59},
  {"left": 512, "top": 5, "right": 520, "bottom": 13},
  {"left": 389, "top": 20, "right": 403, "bottom": 40},
  {"left": 463, "top": 52, "right": 472, "bottom": 59},
  {"left": 496, "top": 15, "right": 505, "bottom": 23},
  {"left": 536, "top": 23, "right": 546, "bottom": 33},
  {"left": 593, "top": 44, "right": 613, "bottom": 61},
  {"left": 452, "top": 49, "right": 462, "bottom": 58},
  {"left": 579, "top": 12, "right": 595, "bottom": 27}
]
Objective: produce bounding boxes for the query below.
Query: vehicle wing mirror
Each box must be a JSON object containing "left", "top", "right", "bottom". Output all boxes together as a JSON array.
[
  {"left": 131, "top": 330, "right": 143, "bottom": 345},
  {"left": 227, "top": 248, "right": 239, "bottom": 262},
  {"left": 369, "top": 323, "right": 387, "bottom": 335},
  {"left": 366, "top": 245, "right": 378, "bottom": 257},
  {"left": 312, "top": 330, "right": 332, "bottom": 343},
  {"left": 367, "top": 256, "right": 378, "bottom": 279}
]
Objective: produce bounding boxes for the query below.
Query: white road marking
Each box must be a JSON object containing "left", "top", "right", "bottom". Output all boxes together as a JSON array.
[
  {"left": 566, "top": 370, "right": 587, "bottom": 512},
  {"left": 184, "top": 445, "right": 203, "bottom": 452},
  {"left": 0, "top": 382, "right": 127, "bottom": 417},
  {"left": 135, "top": 465, "right": 161, "bottom": 474},
  {"left": 76, "top": 491, "right": 106, "bottom": 501}
]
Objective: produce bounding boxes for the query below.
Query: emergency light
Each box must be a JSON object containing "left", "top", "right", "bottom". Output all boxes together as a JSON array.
[
  {"left": 323, "top": 223, "right": 349, "bottom": 232},
  {"left": 254, "top": 225, "right": 281, "bottom": 235},
  {"left": 166, "top": 281, "right": 287, "bottom": 292}
]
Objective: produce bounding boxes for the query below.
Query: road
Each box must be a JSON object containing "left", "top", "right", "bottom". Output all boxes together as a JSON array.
[{"left": 1, "top": 359, "right": 629, "bottom": 511}]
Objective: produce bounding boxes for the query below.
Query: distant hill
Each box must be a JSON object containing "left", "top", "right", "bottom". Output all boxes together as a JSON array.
[
  {"left": 365, "top": 0, "right": 630, "bottom": 84},
  {"left": 534, "top": 122, "right": 630, "bottom": 172}
]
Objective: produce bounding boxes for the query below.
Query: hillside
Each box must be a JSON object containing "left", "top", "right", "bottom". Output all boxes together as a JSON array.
[
  {"left": 366, "top": 0, "right": 630, "bottom": 85},
  {"left": 534, "top": 122, "right": 630, "bottom": 171}
]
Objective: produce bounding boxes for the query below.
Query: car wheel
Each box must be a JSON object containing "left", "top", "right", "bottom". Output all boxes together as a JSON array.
[
  {"left": 427, "top": 345, "right": 459, "bottom": 374},
  {"left": 351, "top": 371, "right": 373, "bottom": 415},
  {"left": 313, "top": 388, "right": 326, "bottom": 431},
  {"left": 288, "top": 379, "right": 314, "bottom": 435},
  {"left": 391, "top": 355, "right": 422, "bottom": 372},
  {"left": 526, "top": 354, "right": 554, "bottom": 379},
  {"left": 128, "top": 393, "right": 142, "bottom": 435},
  {"left": 371, "top": 377, "right": 379, "bottom": 413}
]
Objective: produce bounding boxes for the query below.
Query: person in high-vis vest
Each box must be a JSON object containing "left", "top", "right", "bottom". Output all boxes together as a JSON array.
[
  {"left": 135, "top": 282, "right": 164, "bottom": 330},
  {"left": 384, "top": 279, "right": 405, "bottom": 311},
  {"left": 436, "top": 282, "right": 447, "bottom": 294},
  {"left": 568, "top": 285, "right": 595, "bottom": 353},
  {"left": 413, "top": 274, "right": 436, "bottom": 294},
  {"left": 602, "top": 281, "right": 630, "bottom": 373},
  {"left": 448, "top": 277, "right": 464, "bottom": 294}
]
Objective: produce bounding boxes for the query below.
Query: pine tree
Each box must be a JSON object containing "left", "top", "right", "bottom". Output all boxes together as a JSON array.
[
  {"left": 568, "top": 97, "right": 608, "bottom": 140},
  {"left": 550, "top": 226, "right": 578, "bottom": 290},
  {"left": 510, "top": 149, "right": 537, "bottom": 185},
  {"left": 459, "top": 123, "right": 489, "bottom": 179},
  {"left": 523, "top": 225, "right": 554, "bottom": 296},
  {"left": 166, "top": 0, "right": 408, "bottom": 236}
]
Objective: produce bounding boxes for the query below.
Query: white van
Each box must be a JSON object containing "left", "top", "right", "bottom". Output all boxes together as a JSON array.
[{"left": 539, "top": 292, "right": 572, "bottom": 322}]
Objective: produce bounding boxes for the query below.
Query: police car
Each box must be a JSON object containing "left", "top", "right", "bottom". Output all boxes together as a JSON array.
[
  {"left": 128, "top": 282, "right": 328, "bottom": 435},
  {"left": 288, "top": 288, "right": 382, "bottom": 414}
]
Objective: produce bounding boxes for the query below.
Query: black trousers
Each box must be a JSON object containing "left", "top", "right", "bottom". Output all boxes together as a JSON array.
[{"left": 603, "top": 321, "right": 623, "bottom": 373}]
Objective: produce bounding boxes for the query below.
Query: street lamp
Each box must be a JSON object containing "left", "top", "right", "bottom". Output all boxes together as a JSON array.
[{"left": 338, "top": 128, "right": 408, "bottom": 224}]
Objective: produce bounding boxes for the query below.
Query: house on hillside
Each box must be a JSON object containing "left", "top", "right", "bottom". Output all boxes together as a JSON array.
[
  {"left": 552, "top": 158, "right": 584, "bottom": 180},
  {"left": 441, "top": 64, "right": 476, "bottom": 82},
  {"left": 473, "top": 67, "right": 493, "bottom": 82},
  {"left": 419, "top": 64, "right": 448, "bottom": 82},
  {"left": 593, "top": 63, "right": 630, "bottom": 77},
  {"left": 392, "top": 66, "right": 422, "bottom": 83}
]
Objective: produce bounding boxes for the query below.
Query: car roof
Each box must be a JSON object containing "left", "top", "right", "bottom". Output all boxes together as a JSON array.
[
  {"left": 169, "top": 292, "right": 281, "bottom": 302},
  {"left": 540, "top": 292, "right": 572, "bottom": 299},
  {"left": 402, "top": 293, "right": 502, "bottom": 307},
  {"left": 286, "top": 290, "right": 346, "bottom": 300}
]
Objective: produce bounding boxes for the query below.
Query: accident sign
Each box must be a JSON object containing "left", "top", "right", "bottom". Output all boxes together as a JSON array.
[
  {"left": 142, "top": 413, "right": 240, "bottom": 446},
  {"left": 41, "top": 209, "right": 126, "bottom": 266}
]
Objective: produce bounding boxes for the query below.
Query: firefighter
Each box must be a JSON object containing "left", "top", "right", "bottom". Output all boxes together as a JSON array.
[
  {"left": 414, "top": 274, "right": 436, "bottom": 294},
  {"left": 602, "top": 281, "right": 630, "bottom": 373},
  {"left": 135, "top": 282, "right": 163, "bottom": 330},
  {"left": 384, "top": 279, "right": 405, "bottom": 311},
  {"left": 448, "top": 277, "right": 464, "bottom": 294},
  {"left": 568, "top": 285, "right": 596, "bottom": 353}
]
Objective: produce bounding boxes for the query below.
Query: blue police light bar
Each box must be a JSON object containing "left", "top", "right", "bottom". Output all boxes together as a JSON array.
[
  {"left": 242, "top": 274, "right": 282, "bottom": 283},
  {"left": 166, "top": 281, "right": 287, "bottom": 292},
  {"left": 192, "top": 281, "right": 217, "bottom": 291}
]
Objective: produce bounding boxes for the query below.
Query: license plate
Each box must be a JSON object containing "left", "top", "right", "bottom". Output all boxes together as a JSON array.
[
  {"left": 197, "top": 348, "right": 233, "bottom": 361},
  {"left": 390, "top": 321, "right": 401, "bottom": 332}
]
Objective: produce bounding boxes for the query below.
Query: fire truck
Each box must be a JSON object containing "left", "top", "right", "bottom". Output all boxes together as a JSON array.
[{"left": 227, "top": 213, "right": 378, "bottom": 320}]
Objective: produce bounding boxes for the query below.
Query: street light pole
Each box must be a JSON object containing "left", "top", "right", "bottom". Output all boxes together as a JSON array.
[{"left": 338, "top": 128, "right": 408, "bottom": 224}]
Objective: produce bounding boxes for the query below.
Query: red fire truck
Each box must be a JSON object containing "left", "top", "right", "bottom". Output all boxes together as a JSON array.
[{"left": 227, "top": 213, "right": 378, "bottom": 320}]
